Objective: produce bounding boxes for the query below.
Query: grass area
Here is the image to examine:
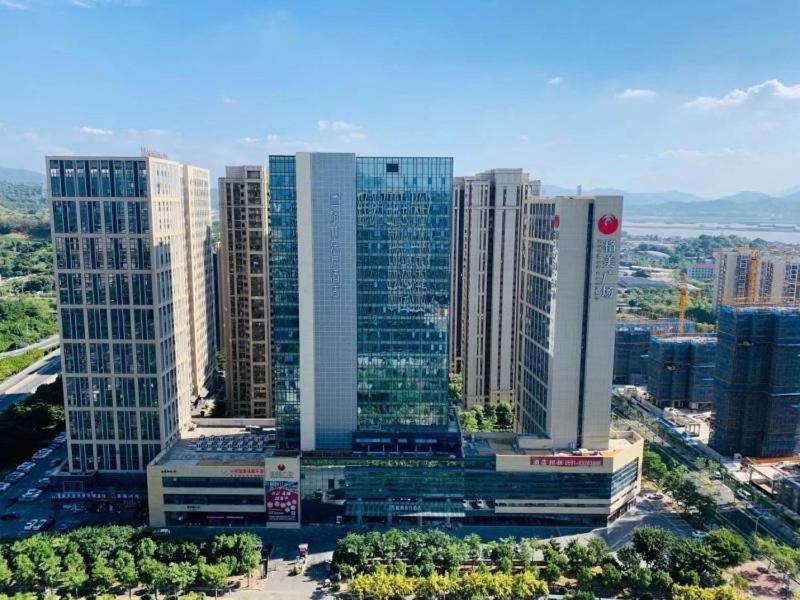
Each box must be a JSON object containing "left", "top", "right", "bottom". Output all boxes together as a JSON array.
[
  {"left": 0, "top": 347, "right": 51, "bottom": 383},
  {"left": 0, "top": 297, "right": 57, "bottom": 352},
  {"left": 0, "top": 234, "right": 53, "bottom": 294}
]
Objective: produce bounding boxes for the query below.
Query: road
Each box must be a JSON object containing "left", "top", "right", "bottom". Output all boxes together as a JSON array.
[
  {"left": 0, "top": 349, "right": 61, "bottom": 410},
  {"left": 0, "top": 335, "right": 59, "bottom": 359}
]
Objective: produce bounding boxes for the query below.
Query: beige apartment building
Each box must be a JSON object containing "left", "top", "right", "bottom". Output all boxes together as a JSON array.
[
  {"left": 450, "top": 169, "right": 540, "bottom": 408},
  {"left": 48, "top": 155, "right": 216, "bottom": 473},
  {"left": 713, "top": 250, "right": 800, "bottom": 312},
  {"left": 218, "top": 166, "right": 272, "bottom": 418}
]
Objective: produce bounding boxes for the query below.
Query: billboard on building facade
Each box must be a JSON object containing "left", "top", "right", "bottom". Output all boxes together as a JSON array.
[{"left": 264, "top": 456, "right": 301, "bottom": 527}]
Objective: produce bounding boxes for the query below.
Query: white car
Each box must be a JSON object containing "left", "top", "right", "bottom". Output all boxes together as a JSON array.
[
  {"left": 0, "top": 483, "right": 10, "bottom": 493},
  {"left": 475, "top": 499, "right": 487, "bottom": 509},
  {"left": 17, "top": 462, "right": 35, "bottom": 473},
  {"left": 20, "top": 489, "right": 42, "bottom": 502},
  {"left": 23, "top": 519, "right": 37, "bottom": 531},
  {"left": 33, "top": 448, "right": 52, "bottom": 460},
  {"left": 691, "top": 530, "right": 707, "bottom": 539}
]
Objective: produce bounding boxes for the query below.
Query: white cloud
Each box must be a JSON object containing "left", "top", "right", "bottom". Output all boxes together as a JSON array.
[
  {"left": 519, "top": 134, "right": 529, "bottom": 142},
  {"left": 267, "top": 134, "right": 279, "bottom": 143},
  {"left": 318, "top": 119, "right": 362, "bottom": 132},
  {"left": 242, "top": 137, "right": 261, "bottom": 144},
  {"left": 81, "top": 125, "right": 113, "bottom": 135},
  {"left": 547, "top": 76, "right": 563, "bottom": 86},
  {"left": 659, "top": 147, "right": 747, "bottom": 160},
  {"left": 617, "top": 88, "right": 656, "bottom": 100},
  {"left": 0, "top": 0, "right": 29, "bottom": 9},
  {"left": 222, "top": 96, "right": 238, "bottom": 105},
  {"left": 21, "top": 132, "right": 39, "bottom": 142},
  {"left": 683, "top": 79, "right": 800, "bottom": 110}
]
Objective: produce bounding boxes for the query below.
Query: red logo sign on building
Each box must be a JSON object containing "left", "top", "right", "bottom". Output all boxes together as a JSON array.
[
  {"left": 277, "top": 463, "right": 286, "bottom": 472},
  {"left": 552, "top": 214, "right": 560, "bottom": 229},
  {"left": 597, "top": 214, "right": 619, "bottom": 235}
]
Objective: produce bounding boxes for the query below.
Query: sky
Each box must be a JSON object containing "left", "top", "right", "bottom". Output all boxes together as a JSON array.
[{"left": 1, "top": 0, "right": 799, "bottom": 197}]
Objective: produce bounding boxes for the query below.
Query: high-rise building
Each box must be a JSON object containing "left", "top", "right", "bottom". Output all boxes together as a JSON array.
[
  {"left": 647, "top": 334, "right": 716, "bottom": 409},
  {"left": 450, "top": 170, "right": 540, "bottom": 408},
  {"left": 266, "top": 153, "right": 452, "bottom": 451},
  {"left": 48, "top": 155, "right": 215, "bottom": 473},
  {"left": 218, "top": 166, "right": 272, "bottom": 417},
  {"left": 713, "top": 250, "right": 800, "bottom": 312},
  {"left": 514, "top": 195, "right": 622, "bottom": 450},
  {"left": 183, "top": 165, "right": 217, "bottom": 398},
  {"left": 712, "top": 305, "right": 800, "bottom": 457}
]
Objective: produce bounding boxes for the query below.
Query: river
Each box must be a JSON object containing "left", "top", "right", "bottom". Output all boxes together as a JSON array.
[{"left": 624, "top": 221, "right": 800, "bottom": 245}]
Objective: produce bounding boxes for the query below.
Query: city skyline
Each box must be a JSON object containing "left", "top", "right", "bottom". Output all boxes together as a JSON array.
[{"left": 1, "top": 0, "right": 799, "bottom": 196}]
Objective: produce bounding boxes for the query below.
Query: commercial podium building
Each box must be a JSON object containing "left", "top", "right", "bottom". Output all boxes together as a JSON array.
[{"left": 147, "top": 158, "right": 641, "bottom": 527}]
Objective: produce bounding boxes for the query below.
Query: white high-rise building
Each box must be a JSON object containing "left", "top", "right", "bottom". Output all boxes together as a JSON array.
[
  {"left": 713, "top": 250, "right": 800, "bottom": 312},
  {"left": 450, "top": 170, "right": 540, "bottom": 408},
  {"left": 218, "top": 166, "right": 272, "bottom": 417},
  {"left": 514, "top": 195, "right": 623, "bottom": 451},
  {"left": 48, "top": 155, "right": 216, "bottom": 473}
]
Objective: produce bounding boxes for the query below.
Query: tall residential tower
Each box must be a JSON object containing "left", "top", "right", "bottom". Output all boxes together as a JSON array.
[
  {"left": 450, "top": 170, "right": 540, "bottom": 408},
  {"left": 218, "top": 166, "right": 272, "bottom": 417},
  {"left": 49, "top": 155, "right": 215, "bottom": 473}
]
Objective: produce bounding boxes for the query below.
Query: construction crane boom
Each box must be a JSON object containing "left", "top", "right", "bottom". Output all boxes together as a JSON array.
[{"left": 678, "top": 274, "right": 689, "bottom": 334}]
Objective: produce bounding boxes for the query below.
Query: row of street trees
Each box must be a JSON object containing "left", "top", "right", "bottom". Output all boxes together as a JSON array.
[
  {"left": 0, "top": 526, "right": 261, "bottom": 597},
  {"left": 333, "top": 526, "right": 751, "bottom": 598},
  {"left": 643, "top": 450, "right": 716, "bottom": 518}
]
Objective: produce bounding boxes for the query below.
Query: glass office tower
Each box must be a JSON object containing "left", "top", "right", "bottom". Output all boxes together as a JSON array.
[
  {"left": 356, "top": 157, "right": 452, "bottom": 431},
  {"left": 267, "top": 154, "right": 453, "bottom": 449},
  {"left": 267, "top": 156, "right": 300, "bottom": 448}
]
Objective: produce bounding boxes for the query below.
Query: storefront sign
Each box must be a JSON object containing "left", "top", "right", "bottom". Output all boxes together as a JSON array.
[
  {"left": 264, "top": 457, "right": 301, "bottom": 525},
  {"left": 225, "top": 467, "right": 264, "bottom": 477},
  {"left": 529, "top": 456, "right": 604, "bottom": 467}
]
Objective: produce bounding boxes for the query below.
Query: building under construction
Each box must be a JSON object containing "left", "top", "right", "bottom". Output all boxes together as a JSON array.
[
  {"left": 712, "top": 305, "right": 800, "bottom": 458},
  {"left": 614, "top": 319, "right": 695, "bottom": 385},
  {"left": 647, "top": 334, "right": 717, "bottom": 409}
]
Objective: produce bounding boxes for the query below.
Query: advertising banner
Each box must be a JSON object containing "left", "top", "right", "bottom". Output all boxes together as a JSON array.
[{"left": 264, "top": 456, "right": 301, "bottom": 527}]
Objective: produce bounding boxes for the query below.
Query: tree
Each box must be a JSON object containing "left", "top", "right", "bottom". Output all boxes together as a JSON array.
[
  {"left": 113, "top": 550, "right": 139, "bottom": 599},
  {"left": 565, "top": 540, "right": 594, "bottom": 574},
  {"left": 463, "top": 533, "right": 482, "bottom": 568},
  {"left": 599, "top": 563, "right": 622, "bottom": 590},
  {"left": 0, "top": 555, "right": 11, "bottom": 588},
  {"left": 512, "top": 571, "right": 548, "bottom": 599},
  {"left": 416, "top": 572, "right": 454, "bottom": 599},
  {"left": 669, "top": 541, "right": 720, "bottom": 587},
  {"left": 198, "top": 561, "right": 231, "bottom": 598},
  {"left": 90, "top": 556, "right": 117, "bottom": 594},
  {"left": 139, "top": 557, "right": 168, "bottom": 600},
  {"left": 61, "top": 552, "right": 89, "bottom": 596},
  {"left": 651, "top": 570, "right": 674, "bottom": 597},
  {"left": 703, "top": 529, "right": 749, "bottom": 569},
  {"left": 495, "top": 404, "right": 513, "bottom": 429},
  {"left": 616, "top": 545, "right": 643, "bottom": 572},
  {"left": 165, "top": 562, "right": 197, "bottom": 596},
  {"left": 586, "top": 537, "right": 611, "bottom": 566},
  {"left": 632, "top": 526, "right": 675, "bottom": 567}
]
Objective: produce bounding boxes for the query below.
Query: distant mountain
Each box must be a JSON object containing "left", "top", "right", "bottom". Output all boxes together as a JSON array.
[
  {"left": 540, "top": 184, "right": 709, "bottom": 206},
  {"left": 781, "top": 185, "right": 800, "bottom": 197},
  {"left": 0, "top": 166, "right": 43, "bottom": 185}
]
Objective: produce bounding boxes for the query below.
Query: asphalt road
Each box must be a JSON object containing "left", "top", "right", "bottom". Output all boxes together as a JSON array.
[
  {"left": 0, "top": 350, "right": 61, "bottom": 410},
  {"left": 0, "top": 335, "right": 59, "bottom": 359}
]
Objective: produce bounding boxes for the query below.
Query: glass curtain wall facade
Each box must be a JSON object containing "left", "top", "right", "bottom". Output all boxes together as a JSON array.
[
  {"left": 355, "top": 157, "right": 452, "bottom": 431},
  {"left": 267, "top": 156, "right": 300, "bottom": 447}
]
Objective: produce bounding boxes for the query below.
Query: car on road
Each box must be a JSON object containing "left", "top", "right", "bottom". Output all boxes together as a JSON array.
[
  {"left": 33, "top": 448, "right": 52, "bottom": 460},
  {"left": 475, "top": 499, "right": 487, "bottom": 509},
  {"left": 736, "top": 489, "right": 753, "bottom": 501},
  {"left": 691, "top": 530, "right": 707, "bottom": 539},
  {"left": 649, "top": 493, "right": 664, "bottom": 500},
  {"left": 55, "top": 522, "right": 74, "bottom": 533},
  {"left": 153, "top": 528, "right": 171, "bottom": 537},
  {"left": 20, "top": 489, "right": 42, "bottom": 502},
  {"left": 462, "top": 499, "right": 470, "bottom": 510},
  {"left": 0, "top": 483, "right": 10, "bottom": 493},
  {"left": 4, "top": 471, "right": 25, "bottom": 484},
  {"left": 48, "top": 458, "right": 63, "bottom": 468},
  {"left": 17, "top": 462, "right": 35, "bottom": 473},
  {"left": 37, "top": 477, "right": 51, "bottom": 489},
  {"left": 53, "top": 433, "right": 67, "bottom": 444},
  {"left": 23, "top": 519, "right": 40, "bottom": 531}
]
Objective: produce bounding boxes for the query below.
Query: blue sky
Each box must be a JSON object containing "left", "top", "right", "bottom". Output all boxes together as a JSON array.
[{"left": 1, "top": 0, "right": 799, "bottom": 196}]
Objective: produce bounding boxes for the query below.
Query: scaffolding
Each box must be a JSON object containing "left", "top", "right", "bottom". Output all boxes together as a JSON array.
[
  {"left": 614, "top": 319, "right": 695, "bottom": 385},
  {"left": 712, "top": 305, "right": 800, "bottom": 458}
]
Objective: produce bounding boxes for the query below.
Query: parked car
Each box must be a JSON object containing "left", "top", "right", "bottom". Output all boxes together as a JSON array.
[
  {"left": 48, "top": 458, "right": 63, "bottom": 468},
  {"left": 20, "top": 489, "right": 42, "bottom": 502},
  {"left": 53, "top": 433, "right": 67, "bottom": 444},
  {"left": 37, "top": 477, "right": 51, "bottom": 489},
  {"left": 5, "top": 472, "right": 25, "bottom": 485},
  {"left": 691, "top": 530, "right": 707, "bottom": 539},
  {"left": 153, "top": 528, "right": 171, "bottom": 537},
  {"left": 462, "top": 499, "right": 470, "bottom": 510},
  {"left": 23, "top": 520, "right": 38, "bottom": 531},
  {"left": 0, "top": 483, "right": 10, "bottom": 493},
  {"left": 33, "top": 448, "right": 52, "bottom": 460},
  {"left": 475, "top": 499, "right": 487, "bottom": 509},
  {"left": 17, "top": 462, "right": 35, "bottom": 473}
]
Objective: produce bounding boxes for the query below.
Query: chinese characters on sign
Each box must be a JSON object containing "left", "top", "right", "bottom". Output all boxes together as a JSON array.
[
  {"left": 592, "top": 237, "right": 617, "bottom": 300},
  {"left": 225, "top": 467, "right": 264, "bottom": 477},
  {"left": 529, "top": 456, "right": 605, "bottom": 467},
  {"left": 265, "top": 481, "right": 299, "bottom": 523},
  {"left": 330, "top": 192, "right": 340, "bottom": 299}
]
